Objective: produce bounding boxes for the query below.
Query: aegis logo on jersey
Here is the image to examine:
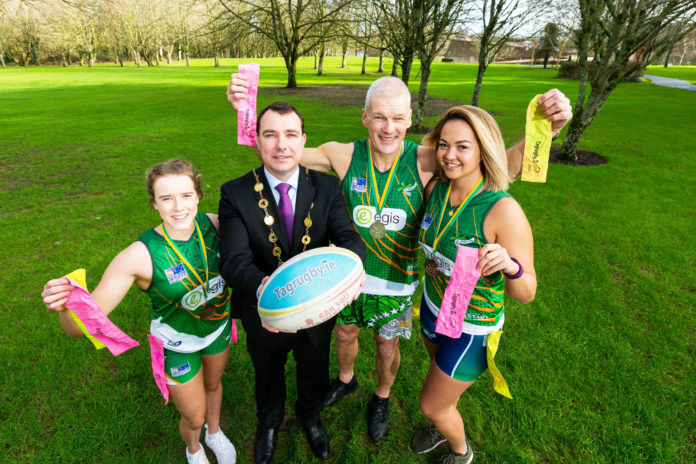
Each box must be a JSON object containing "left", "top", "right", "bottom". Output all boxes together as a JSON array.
[
  {"left": 180, "top": 275, "right": 226, "bottom": 311},
  {"left": 418, "top": 242, "right": 455, "bottom": 276},
  {"left": 352, "top": 205, "right": 407, "bottom": 231}
]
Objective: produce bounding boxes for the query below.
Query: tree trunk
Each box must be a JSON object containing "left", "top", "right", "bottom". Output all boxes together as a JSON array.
[
  {"left": 413, "top": 60, "right": 431, "bottom": 130},
  {"left": 313, "top": 51, "right": 318, "bottom": 69},
  {"left": 88, "top": 51, "right": 95, "bottom": 67},
  {"left": 285, "top": 54, "right": 298, "bottom": 88},
  {"left": 185, "top": 52, "right": 190, "bottom": 66},
  {"left": 391, "top": 58, "right": 398, "bottom": 76},
  {"left": 543, "top": 51, "right": 550, "bottom": 69},
  {"left": 663, "top": 45, "right": 673, "bottom": 67},
  {"left": 135, "top": 50, "right": 141, "bottom": 67},
  {"left": 178, "top": 48, "right": 182, "bottom": 61},
  {"left": 529, "top": 45, "right": 535, "bottom": 68},
  {"left": 31, "top": 39, "right": 40, "bottom": 66},
  {"left": 167, "top": 45, "right": 173, "bottom": 64},
  {"left": 341, "top": 42, "right": 347, "bottom": 67},
  {"left": 61, "top": 53, "right": 67, "bottom": 67},
  {"left": 0, "top": 53, "right": 5, "bottom": 68},
  {"left": 471, "top": 62, "right": 487, "bottom": 106},
  {"left": 401, "top": 52, "right": 413, "bottom": 85},
  {"left": 79, "top": 55, "right": 85, "bottom": 66},
  {"left": 318, "top": 44, "right": 325, "bottom": 76},
  {"left": 361, "top": 45, "right": 368, "bottom": 75},
  {"left": 214, "top": 54, "right": 220, "bottom": 67},
  {"left": 378, "top": 49, "right": 384, "bottom": 73}
]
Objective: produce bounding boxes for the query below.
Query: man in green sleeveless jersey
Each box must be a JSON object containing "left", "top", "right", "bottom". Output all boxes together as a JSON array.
[{"left": 227, "top": 75, "right": 572, "bottom": 442}]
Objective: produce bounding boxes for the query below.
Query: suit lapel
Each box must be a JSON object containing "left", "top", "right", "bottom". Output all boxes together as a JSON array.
[
  {"left": 292, "top": 167, "right": 315, "bottom": 255},
  {"left": 258, "top": 167, "right": 291, "bottom": 254}
]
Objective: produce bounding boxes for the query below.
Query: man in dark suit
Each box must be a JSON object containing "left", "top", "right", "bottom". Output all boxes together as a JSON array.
[{"left": 218, "top": 102, "right": 365, "bottom": 464}]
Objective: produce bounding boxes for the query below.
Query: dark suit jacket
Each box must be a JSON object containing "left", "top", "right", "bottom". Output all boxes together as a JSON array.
[{"left": 218, "top": 165, "right": 365, "bottom": 348}]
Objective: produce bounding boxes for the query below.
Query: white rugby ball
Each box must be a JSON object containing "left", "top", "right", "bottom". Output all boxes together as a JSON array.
[{"left": 258, "top": 246, "right": 364, "bottom": 331}]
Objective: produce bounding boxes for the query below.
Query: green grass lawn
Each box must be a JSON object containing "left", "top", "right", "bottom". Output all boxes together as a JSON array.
[
  {"left": 1, "top": 57, "right": 695, "bottom": 464},
  {"left": 645, "top": 65, "right": 696, "bottom": 84}
]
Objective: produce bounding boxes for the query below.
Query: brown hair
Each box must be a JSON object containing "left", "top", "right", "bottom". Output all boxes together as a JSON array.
[
  {"left": 422, "top": 106, "right": 510, "bottom": 191},
  {"left": 145, "top": 159, "right": 203, "bottom": 206},
  {"left": 256, "top": 101, "right": 305, "bottom": 135}
]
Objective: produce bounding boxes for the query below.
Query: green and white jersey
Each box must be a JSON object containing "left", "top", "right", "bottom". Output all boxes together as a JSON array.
[
  {"left": 138, "top": 213, "right": 230, "bottom": 353},
  {"left": 418, "top": 181, "right": 509, "bottom": 335},
  {"left": 341, "top": 138, "right": 424, "bottom": 296}
]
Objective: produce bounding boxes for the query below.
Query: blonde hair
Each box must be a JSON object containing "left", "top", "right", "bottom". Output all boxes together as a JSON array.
[
  {"left": 422, "top": 106, "right": 510, "bottom": 191},
  {"left": 145, "top": 159, "right": 203, "bottom": 206}
]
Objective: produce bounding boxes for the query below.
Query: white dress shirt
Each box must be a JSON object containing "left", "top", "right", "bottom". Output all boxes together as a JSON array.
[{"left": 264, "top": 166, "right": 299, "bottom": 210}]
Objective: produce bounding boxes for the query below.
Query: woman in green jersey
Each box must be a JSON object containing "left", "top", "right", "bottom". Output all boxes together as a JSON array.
[
  {"left": 412, "top": 107, "right": 537, "bottom": 464},
  {"left": 41, "top": 160, "right": 237, "bottom": 464}
]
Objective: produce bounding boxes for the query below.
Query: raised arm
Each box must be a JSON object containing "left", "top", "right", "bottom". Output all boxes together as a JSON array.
[
  {"left": 41, "top": 241, "right": 152, "bottom": 337},
  {"left": 505, "top": 88, "right": 572, "bottom": 180},
  {"left": 480, "top": 197, "right": 536, "bottom": 304},
  {"left": 227, "top": 72, "right": 353, "bottom": 179}
]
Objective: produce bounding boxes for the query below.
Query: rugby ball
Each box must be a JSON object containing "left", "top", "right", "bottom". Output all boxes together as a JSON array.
[{"left": 258, "top": 247, "right": 364, "bottom": 331}]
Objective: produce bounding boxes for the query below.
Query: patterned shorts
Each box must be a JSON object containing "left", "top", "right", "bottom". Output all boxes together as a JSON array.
[{"left": 336, "top": 293, "right": 413, "bottom": 340}]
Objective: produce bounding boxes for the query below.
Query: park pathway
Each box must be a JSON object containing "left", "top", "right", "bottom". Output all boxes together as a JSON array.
[{"left": 644, "top": 74, "right": 696, "bottom": 91}]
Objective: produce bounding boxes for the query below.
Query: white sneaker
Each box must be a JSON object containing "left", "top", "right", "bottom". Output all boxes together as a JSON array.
[
  {"left": 186, "top": 443, "right": 210, "bottom": 464},
  {"left": 204, "top": 424, "right": 237, "bottom": 464}
]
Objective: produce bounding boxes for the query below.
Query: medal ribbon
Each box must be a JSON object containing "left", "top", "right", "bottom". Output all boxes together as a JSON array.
[
  {"left": 430, "top": 177, "right": 484, "bottom": 253},
  {"left": 161, "top": 220, "right": 209, "bottom": 298},
  {"left": 368, "top": 141, "right": 403, "bottom": 213}
]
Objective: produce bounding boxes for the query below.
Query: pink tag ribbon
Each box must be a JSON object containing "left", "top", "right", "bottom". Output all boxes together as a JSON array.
[
  {"left": 435, "top": 246, "right": 482, "bottom": 338},
  {"left": 147, "top": 335, "right": 170, "bottom": 404},
  {"left": 237, "top": 63, "right": 260, "bottom": 146},
  {"left": 65, "top": 278, "right": 140, "bottom": 356}
]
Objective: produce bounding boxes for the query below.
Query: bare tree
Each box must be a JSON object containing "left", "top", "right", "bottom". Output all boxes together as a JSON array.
[
  {"left": 220, "top": 0, "right": 355, "bottom": 88},
  {"left": 469, "top": 0, "right": 540, "bottom": 106},
  {"left": 375, "top": 0, "right": 421, "bottom": 85},
  {"left": 559, "top": 0, "right": 696, "bottom": 161},
  {"left": 412, "top": 0, "right": 470, "bottom": 130}
]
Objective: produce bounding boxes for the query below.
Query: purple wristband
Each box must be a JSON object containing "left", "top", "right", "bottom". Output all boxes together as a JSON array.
[{"left": 504, "top": 257, "right": 524, "bottom": 279}]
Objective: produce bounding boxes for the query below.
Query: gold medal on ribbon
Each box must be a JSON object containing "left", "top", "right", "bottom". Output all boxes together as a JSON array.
[
  {"left": 369, "top": 221, "right": 386, "bottom": 239},
  {"left": 254, "top": 182, "right": 264, "bottom": 192},
  {"left": 200, "top": 301, "right": 216, "bottom": 321},
  {"left": 366, "top": 141, "right": 402, "bottom": 241},
  {"left": 264, "top": 215, "right": 274, "bottom": 226},
  {"left": 161, "top": 220, "right": 215, "bottom": 321},
  {"left": 424, "top": 257, "right": 439, "bottom": 278}
]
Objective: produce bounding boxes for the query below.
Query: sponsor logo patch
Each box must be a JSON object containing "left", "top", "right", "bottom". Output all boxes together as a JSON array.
[
  {"left": 180, "top": 275, "right": 226, "bottom": 311},
  {"left": 352, "top": 205, "right": 407, "bottom": 231},
  {"left": 421, "top": 214, "right": 434, "bottom": 231},
  {"left": 167, "top": 340, "right": 182, "bottom": 348},
  {"left": 164, "top": 263, "right": 188, "bottom": 284},
  {"left": 351, "top": 177, "right": 367, "bottom": 192},
  {"left": 454, "top": 237, "right": 476, "bottom": 246},
  {"left": 170, "top": 362, "right": 191, "bottom": 377}
]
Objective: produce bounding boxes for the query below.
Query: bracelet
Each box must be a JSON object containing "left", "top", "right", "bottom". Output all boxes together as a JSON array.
[{"left": 504, "top": 257, "right": 524, "bottom": 279}]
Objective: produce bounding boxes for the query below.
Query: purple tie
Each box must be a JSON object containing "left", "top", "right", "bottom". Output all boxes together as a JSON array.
[{"left": 275, "top": 183, "right": 294, "bottom": 244}]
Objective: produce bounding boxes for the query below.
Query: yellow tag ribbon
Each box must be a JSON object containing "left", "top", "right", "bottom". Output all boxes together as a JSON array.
[
  {"left": 63, "top": 268, "right": 105, "bottom": 350},
  {"left": 521, "top": 94, "right": 552, "bottom": 183},
  {"left": 486, "top": 330, "right": 512, "bottom": 399}
]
